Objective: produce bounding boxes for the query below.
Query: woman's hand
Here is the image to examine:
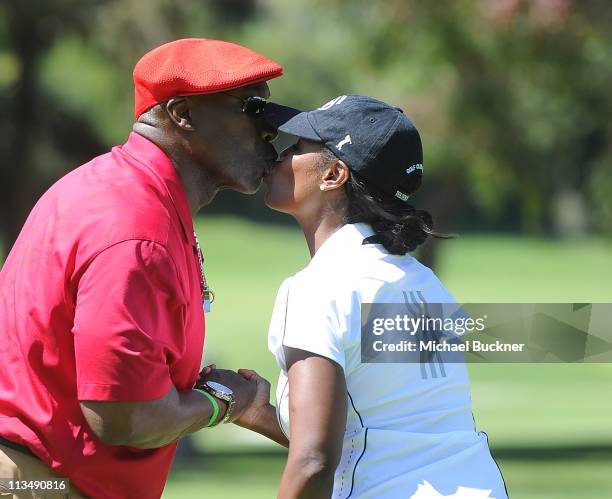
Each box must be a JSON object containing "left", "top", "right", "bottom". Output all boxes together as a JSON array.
[
  {"left": 233, "top": 369, "right": 272, "bottom": 430},
  {"left": 196, "top": 364, "right": 258, "bottom": 423}
]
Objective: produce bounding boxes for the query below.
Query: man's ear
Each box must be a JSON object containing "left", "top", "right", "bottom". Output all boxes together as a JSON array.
[
  {"left": 321, "top": 159, "right": 351, "bottom": 191},
  {"left": 166, "top": 97, "right": 194, "bottom": 131}
]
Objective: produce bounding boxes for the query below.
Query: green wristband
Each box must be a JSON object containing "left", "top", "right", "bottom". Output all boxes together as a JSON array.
[{"left": 194, "top": 388, "right": 219, "bottom": 427}]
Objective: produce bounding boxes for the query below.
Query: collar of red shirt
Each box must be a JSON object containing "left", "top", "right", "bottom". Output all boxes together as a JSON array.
[{"left": 120, "top": 131, "right": 196, "bottom": 246}]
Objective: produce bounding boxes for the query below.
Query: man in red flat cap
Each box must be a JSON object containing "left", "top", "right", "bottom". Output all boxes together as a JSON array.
[{"left": 0, "top": 38, "right": 283, "bottom": 498}]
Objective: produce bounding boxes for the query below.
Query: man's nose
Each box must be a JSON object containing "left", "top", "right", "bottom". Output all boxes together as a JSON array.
[{"left": 260, "top": 121, "right": 278, "bottom": 143}]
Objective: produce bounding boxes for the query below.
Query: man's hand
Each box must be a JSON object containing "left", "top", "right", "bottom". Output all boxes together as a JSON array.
[
  {"left": 196, "top": 368, "right": 257, "bottom": 423},
  {"left": 233, "top": 369, "right": 272, "bottom": 430}
]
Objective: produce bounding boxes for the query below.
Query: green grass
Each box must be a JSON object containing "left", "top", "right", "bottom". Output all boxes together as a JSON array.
[
  {"left": 164, "top": 453, "right": 612, "bottom": 499},
  {"left": 3, "top": 218, "right": 589, "bottom": 496},
  {"left": 159, "top": 216, "right": 612, "bottom": 497},
  {"left": 164, "top": 454, "right": 287, "bottom": 499},
  {"left": 499, "top": 457, "right": 612, "bottom": 499},
  {"left": 6, "top": 217, "right": 597, "bottom": 497},
  {"left": 440, "top": 235, "right": 612, "bottom": 302},
  {"left": 191, "top": 217, "right": 612, "bottom": 447}
]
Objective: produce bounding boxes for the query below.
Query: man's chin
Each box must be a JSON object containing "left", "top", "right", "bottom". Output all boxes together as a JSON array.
[{"left": 237, "top": 175, "right": 263, "bottom": 195}]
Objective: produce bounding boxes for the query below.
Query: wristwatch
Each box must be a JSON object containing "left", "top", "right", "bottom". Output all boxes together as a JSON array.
[{"left": 201, "top": 381, "right": 235, "bottom": 424}]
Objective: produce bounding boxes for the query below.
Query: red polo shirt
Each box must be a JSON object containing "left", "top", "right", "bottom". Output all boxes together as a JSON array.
[{"left": 0, "top": 132, "right": 205, "bottom": 498}]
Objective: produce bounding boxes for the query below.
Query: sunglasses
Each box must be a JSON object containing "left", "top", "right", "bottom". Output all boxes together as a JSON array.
[{"left": 223, "top": 93, "right": 267, "bottom": 116}]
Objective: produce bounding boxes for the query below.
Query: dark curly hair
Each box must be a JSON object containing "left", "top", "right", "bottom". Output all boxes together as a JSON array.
[{"left": 317, "top": 148, "right": 452, "bottom": 255}]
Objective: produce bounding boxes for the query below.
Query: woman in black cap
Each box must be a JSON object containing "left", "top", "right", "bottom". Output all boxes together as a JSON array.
[{"left": 234, "top": 95, "right": 507, "bottom": 499}]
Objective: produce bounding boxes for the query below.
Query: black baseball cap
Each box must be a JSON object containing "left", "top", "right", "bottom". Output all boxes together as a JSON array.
[{"left": 264, "top": 94, "right": 424, "bottom": 202}]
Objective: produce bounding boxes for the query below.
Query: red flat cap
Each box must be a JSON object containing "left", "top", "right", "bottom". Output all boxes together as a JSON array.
[{"left": 133, "top": 38, "right": 283, "bottom": 118}]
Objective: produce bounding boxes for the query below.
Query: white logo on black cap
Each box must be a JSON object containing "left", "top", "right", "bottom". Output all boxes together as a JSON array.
[
  {"left": 395, "top": 190, "right": 410, "bottom": 202},
  {"left": 336, "top": 134, "right": 352, "bottom": 151},
  {"left": 318, "top": 95, "right": 347, "bottom": 110},
  {"left": 406, "top": 163, "right": 423, "bottom": 175}
]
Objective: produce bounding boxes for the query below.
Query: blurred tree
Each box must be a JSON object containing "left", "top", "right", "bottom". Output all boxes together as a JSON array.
[
  {"left": 208, "top": 0, "right": 258, "bottom": 24},
  {"left": 248, "top": 0, "right": 612, "bottom": 265},
  {"left": 1, "top": 0, "right": 610, "bottom": 264},
  {"left": 0, "top": 0, "right": 108, "bottom": 256},
  {"left": 0, "top": 0, "right": 265, "bottom": 256}
]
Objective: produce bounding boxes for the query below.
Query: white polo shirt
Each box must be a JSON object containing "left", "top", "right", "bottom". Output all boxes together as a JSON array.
[{"left": 268, "top": 223, "right": 508, "bottom": 499}]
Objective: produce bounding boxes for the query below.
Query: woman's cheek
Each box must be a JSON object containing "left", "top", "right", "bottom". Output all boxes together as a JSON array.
[{"left": 273, "top": 167, "right": 290, "bottom": 194}]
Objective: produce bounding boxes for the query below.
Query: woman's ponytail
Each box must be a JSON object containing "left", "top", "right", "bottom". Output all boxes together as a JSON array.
[{"left": 343, "top": 169, "right": 452, "bottom": 255}]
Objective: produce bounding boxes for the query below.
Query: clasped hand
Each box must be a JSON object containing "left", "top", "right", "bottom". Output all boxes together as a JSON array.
[{"left": 196, "top": 364, "right": 271, "bottom": 427}]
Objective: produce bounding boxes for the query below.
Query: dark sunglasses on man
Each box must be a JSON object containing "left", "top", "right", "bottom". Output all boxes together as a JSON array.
[{"left": 223, "top": 93, "right": 267, "bottom": 115}]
